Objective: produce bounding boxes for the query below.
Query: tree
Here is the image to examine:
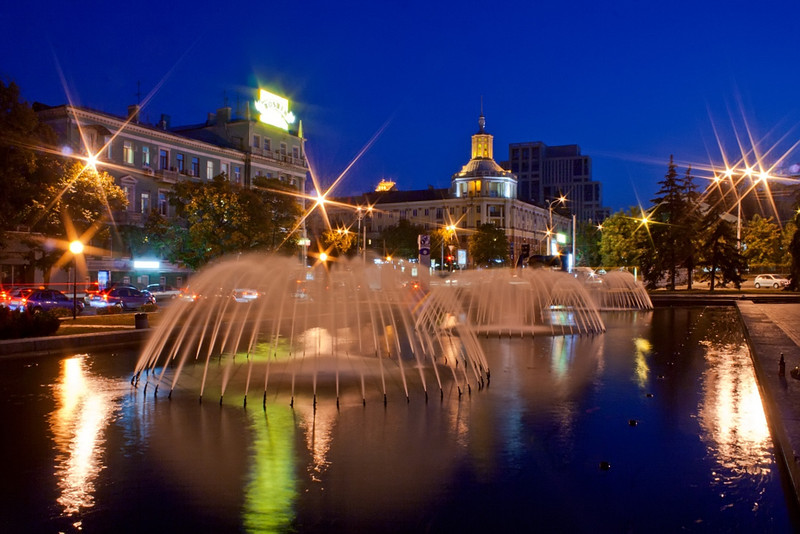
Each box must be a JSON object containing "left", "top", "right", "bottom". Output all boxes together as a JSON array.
[
  {"left": 697, "top": 187, "right": 745, "bottom": 290},
  {"left": 679, "top": 166, "right": 702, "bottom": 290},
  {"left": 168, "top": 175, "right": 303, "bottom": 269},
  {"left": 468, "top": 223, "right": 509, "bottom": 267},
  {"left": 378, "top": 219, "right": 426, "bottom": 260},
  {"left": 598, "top": 208, "right": 646, "bottom": 269},
  {"left": 742, "top": 214, "right": 782, "bottom": 269},
  {"left": 646, "top": 155, "right": 689, "bottom": 290},
  {"left": 0, "top": 80, "right": 60, "bottom": 247},
  {"left": 23, "top": 161, "right": 127, "bottom": 278},
  {"left": 780, "top": 220, "right": 797, "bottom": 268},
  {"left": 789, "top": 214, "right": 800, "bottom": 290},
  {"left": 323, "top": 227, "right": 356, "bottom": 256},
  {"left": 574, "top": 220, "right": 602, "bottom": 267}
]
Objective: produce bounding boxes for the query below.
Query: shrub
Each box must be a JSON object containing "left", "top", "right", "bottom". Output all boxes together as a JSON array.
[
  {"left": 141, "top": 303, "right": 158, "bottom": 312},
  {"left": 0, "top": 307, "right": 60, "bottom": 339},
  {"left": 50, "top": 307, "right": 73, "bottom": 318},
  {"left": 96, "top": 305, "right": 122, "bottom": 315}
]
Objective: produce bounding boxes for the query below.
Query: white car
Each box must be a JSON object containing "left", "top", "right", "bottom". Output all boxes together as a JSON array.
[
  {"left": 753, "top": 274, "right": 789, "bottom": 289},
  {"left": 146, "top": 284, "right": 182, "bottom": 301}
]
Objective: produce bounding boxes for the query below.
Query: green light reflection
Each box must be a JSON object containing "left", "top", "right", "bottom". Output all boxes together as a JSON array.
[{"left": 243, "top": 405, "right": 298, "bottom": 534}]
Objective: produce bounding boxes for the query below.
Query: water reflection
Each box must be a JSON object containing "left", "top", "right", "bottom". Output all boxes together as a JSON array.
[
  {"left": 49, "top": 356, "right": 123, "bottom": 521},
  {"left": 698, "top": 327, "right": 773, "bottom": 496},
  {"left": 244, "top": 407, "right": 298, "bottom": 534}
]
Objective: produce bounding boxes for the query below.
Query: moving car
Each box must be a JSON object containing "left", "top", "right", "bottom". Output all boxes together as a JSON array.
[
  {"left": 89, "top": 287, "right": 155, "bottom": 310},
  {"left": 753, "top": 274, "right": 789, "bottom": 289},
  {"left": 8, "top": 288, "right": 83, "bottom": 314}
]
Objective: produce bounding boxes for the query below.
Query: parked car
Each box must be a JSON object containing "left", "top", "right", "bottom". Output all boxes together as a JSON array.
[
  {"left": 146, "top": 284, "right": 182, "bottom": 301},
  {"left": 8, "top": 288, "right": 83, "bottom": 314},
  {"left": 753, "top": 274, "right": 789, "bottom": 289},
  {"left": 0, "top": 285, "right": 10, "bottom": 307},
  {"left": 89, "top": 287, "right": 155, "bottom": 310}
]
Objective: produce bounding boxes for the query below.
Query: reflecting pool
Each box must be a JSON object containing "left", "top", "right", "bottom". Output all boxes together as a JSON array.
[{"left": 0, "top": 307, "right": 797, "bottom": 532}]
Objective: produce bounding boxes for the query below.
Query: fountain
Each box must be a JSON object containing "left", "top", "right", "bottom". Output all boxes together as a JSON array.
[
  {"left": 134, "top": 254, "right": 491, "bottom": 406},
  {"left": 134, "top": 255, "right": 621, "bottom": 407},
  {"left": 585, "top": 269, "right": 653, "bottom": 310}
]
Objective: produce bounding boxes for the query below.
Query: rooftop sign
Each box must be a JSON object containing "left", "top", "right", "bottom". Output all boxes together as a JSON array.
[{"left": 254, "top": 89, "right": 296, "bottom": 131}]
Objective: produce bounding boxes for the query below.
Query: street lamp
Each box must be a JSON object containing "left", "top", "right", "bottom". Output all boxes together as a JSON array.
[
  {"left": 546, "top": 195, "right": 567, "bottom": 255},
  {"left": 441, "top": 224, "right": 455, "bottom": 271},
  {"left": 69, "top": 240, "right": 83, "bottom": 319}
]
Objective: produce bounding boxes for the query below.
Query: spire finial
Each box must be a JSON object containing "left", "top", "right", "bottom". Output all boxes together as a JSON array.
[{"left": 478, "top": 96, "right": 486, "bottom": 133}]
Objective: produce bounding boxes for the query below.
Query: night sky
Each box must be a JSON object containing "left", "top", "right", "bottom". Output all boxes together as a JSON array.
[{"left": 3, "top": 0, "right": 800, "bottom": 212}]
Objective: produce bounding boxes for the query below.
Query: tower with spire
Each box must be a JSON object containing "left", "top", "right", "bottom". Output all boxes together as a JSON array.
[{"left": 452, "top": 111, "right": 517, "bottom": 199}]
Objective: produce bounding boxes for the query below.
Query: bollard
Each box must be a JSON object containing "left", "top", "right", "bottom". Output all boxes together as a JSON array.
[
  {"left": 779, "top": 353, "right": 786, "bottom": 377},
  {"left": 134, "top": 312, "right": 149, "bottom": 329}
]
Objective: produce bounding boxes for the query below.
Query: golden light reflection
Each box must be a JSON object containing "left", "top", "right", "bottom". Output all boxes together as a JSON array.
[
  {"left": 295, "top": 403, "right": 337, "bottom": 483},
  {"left": 49, "top": 356, "right": 120, "bottom": 518},
  {"left": 698, "top": 340, "right": 773, "bottom": 483},
  {"left": 633, "top": 337, "right": 651, "bottom": 388}
]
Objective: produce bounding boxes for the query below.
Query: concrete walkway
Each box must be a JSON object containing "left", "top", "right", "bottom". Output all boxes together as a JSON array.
[{"left": 736, "top": 301, "right": 800, "bottom": 506}]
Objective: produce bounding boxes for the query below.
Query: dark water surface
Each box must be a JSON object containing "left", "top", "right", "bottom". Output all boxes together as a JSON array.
[{"left": 1, "top": 307, "right": 797, "bottom": 533}]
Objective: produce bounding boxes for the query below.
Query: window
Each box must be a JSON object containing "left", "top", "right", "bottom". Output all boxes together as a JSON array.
[
  {"left": 264, "top": 138, "right": 271, "bottom": 152},
  {"left": 424, "top": 209, "right": 429, "bottom": 216},
  {"left": 142, "top": 146, "right": 150, "bottom": 167},
  {"left": 176, "top": 153, "right": 184, "bottom": 172},
  {"left": 221, "top": 162, "right": 229, "bottom": 177},
  {"left": 158, "top": 191, "right": 168, "bottom": 216},
  {"left": 191, "top": 157, "right": 199, "bottom": 177},
  {"left": 123, "top": 185, "right": 134, "bottom": 211},
  {"left": 159, "top": 149, "right": 168, "bottom": 170},
  {"left": 206, "top": 161, "right": 214, "bottom": 179},
  {"left": 123, "top": 141, "right": 134, "bottom": 165},
  {"left": 292, "top": 146, "right": 300, "bottom": 160},
  {"left": 253, "top": 135, "right": 260, "bottom": 148},
  {"left": 234, "top": 166, "right": 241, "bottom": 183},
  {"left": 141, "top": 192, "right": 150, "bottom": 214},
  {"left": 280, "top": 142, "right": 287, "bottom": 156},
  {"left": 412, "top": 209, "right": 417, "bottom": 217}
]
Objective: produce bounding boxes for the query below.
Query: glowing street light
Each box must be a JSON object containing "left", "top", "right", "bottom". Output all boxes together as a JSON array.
[
  {"left": 546, "top": 195, "right": 567, "bottom": 255},
  {"left": 69, "top": 240, "right": 84, "bottom": 319}
]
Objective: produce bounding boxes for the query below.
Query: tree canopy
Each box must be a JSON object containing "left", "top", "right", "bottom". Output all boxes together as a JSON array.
[{"left": 468, "top": 223, "right": 509, "bottom": 267}]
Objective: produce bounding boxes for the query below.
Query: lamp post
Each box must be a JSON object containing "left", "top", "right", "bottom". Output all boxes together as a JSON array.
[
  {"left": 441, "top": 224, "right": 455, "bottom": 271},
  {"left": 69, "top": 240, "right": 83, "bottom": 319},
  {"left": 546, "top": 195, "right": 567, "bottom": 256}
]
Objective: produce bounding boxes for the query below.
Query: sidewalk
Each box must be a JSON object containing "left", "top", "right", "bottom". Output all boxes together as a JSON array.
[{"left": 736, "top": 301, "right": 800, "bottom": 506}]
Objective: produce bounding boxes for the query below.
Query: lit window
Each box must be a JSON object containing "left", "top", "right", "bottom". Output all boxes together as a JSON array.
[
  {"left": 123, "top": 141, "right": 134, "bottom": 164},
  {"left": 142, "top": 146, "right": 150, "bottom": 167},
  {"left": 221, "top": 163, "right": 228, "bottom": 177},
  {"left": 141, "top": 192, "right": 150, "bottom": 214},
  {"left": 158, "top": 191, "right": 168, "bottom": 216},
  {"left": 234, "top": 166, "right": 241, "bottom": 183},
  {"left": 206, "top": 161, "right": 214, "bottom": 179}
]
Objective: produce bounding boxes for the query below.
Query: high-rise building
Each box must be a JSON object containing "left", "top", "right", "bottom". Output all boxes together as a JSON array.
[{"left": 504, "top": 142, "right": 608, "bottom": 222}]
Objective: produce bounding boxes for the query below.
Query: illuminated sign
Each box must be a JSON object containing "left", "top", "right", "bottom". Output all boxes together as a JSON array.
[
  {"left": 133, "top": 260, "right": 160, "bottom": 270},
  {"left": 254, "top": 89, "right": 296, "bottom": 131}
]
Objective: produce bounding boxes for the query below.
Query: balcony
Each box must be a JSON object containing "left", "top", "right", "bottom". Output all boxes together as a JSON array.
[{"left": 155, "top": 167, "right": 179, "bottom": 183}]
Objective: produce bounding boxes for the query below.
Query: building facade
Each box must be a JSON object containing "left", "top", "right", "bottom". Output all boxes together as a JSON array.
[
  {"left": 504, "top": 141, "right": 609, "bottom": 222},
  {"left": 315, "top": 114, "right": 570, "bottom": 266},
  {"left": 29, "top": 89, "right": 307, "bottom": 289}
]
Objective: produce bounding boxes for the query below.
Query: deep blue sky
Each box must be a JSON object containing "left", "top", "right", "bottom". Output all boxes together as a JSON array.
[{"left": 3, "top": 1, "right": 800, "bottom": 212}]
